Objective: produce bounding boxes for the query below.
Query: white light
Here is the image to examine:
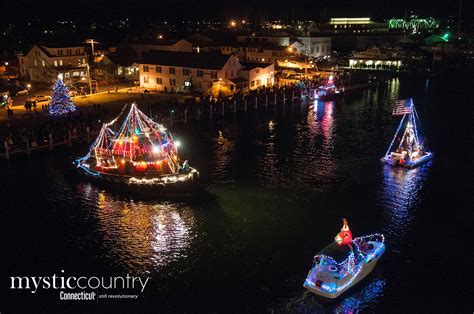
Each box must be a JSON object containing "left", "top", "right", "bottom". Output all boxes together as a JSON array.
[
  {"left": 152, "top": 145, "right": 161, "bottom": 154},
  {"left": 174, "top": 140, "right": 181, "bottom": 148}
]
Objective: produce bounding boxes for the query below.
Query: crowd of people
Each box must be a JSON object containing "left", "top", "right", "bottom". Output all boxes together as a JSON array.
[{"left": 1, "top": 107, "right": 106, "bottom": 153}]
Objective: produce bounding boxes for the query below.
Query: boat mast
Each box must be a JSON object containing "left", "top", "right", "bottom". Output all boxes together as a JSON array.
[{"left": 385, "top": 114, "right": 407, "bottom": 157}]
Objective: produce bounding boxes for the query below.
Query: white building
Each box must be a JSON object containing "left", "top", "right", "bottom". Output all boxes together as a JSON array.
[
  {"left": 18, "top": 44, "right": 88, "bottom": 83},
  {"left": 236, "top": 34, "right": 332, "bottom": 58},
  {"left": 239, "top": 62, "right": 275, "bottom": 91},
  {"left": 138, "top": 51, "right": 243, "bottom": 96},
  {"left": 292, "top": 36, "right": 332, "bottom": 58}
]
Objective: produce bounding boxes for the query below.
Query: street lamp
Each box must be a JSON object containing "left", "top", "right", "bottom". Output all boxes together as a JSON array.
[
  {"left": 218, "top": 78, "right": 222, "bottom": 96},
  {"left": 85, "top": 39, "right": 99, "bottom": 56},
  {"left": 5, "top": 62, "right": 8, "bottom": 66},
  {"left": 27, "top": 84, "right": 31, "bottom": 95}
]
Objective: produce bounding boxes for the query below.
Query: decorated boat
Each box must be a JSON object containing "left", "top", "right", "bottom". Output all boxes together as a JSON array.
[
  {"left": 74, "top": 103, "right": 199, "bottom": 194},
  {"left": 303, "top": 219, "right": 385, "bottom": 299},
  {"left": 313, "top": 75, "right": 343, "bottom": 100},
  {"left": 381, "top": 98, "right": 433, "bottom": 168}
]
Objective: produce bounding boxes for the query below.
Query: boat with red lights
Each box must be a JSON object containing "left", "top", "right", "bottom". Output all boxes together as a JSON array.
[
  {"left": 381, "top": 98, "right": 433, "bottom": 168},
  {"left": 303, "top": 219, "right": 385, "bottom": 299},
  {"left": 313, "top": 75, "right": 344, "bottom": 101},
  {"left": 74, "top": 103, "right": 199, "bottom": 194}
]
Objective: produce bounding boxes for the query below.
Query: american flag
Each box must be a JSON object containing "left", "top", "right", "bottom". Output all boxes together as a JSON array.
[{"left": 392, "top": 99, "right": 413, "bottom": 116}]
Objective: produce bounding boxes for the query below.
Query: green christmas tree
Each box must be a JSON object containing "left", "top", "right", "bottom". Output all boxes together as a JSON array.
[{"left": 49, "top": 78, "right": 76, "bottom": 115}]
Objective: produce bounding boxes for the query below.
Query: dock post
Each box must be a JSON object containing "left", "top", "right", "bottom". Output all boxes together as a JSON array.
[
  {"left": 68, "top": 129, "right": 72, "bottom": 147},
  {"left": 170, "top": 111, "right": 174, "bottom": 126},
  {"left": 292, "top": 91, "right": 295, "bottom": 102},
  {"left": 265, "top": 94, "right": 268, "bottom": 109},
  {"left": 197, "top": 107, "right": 201, "bottom": 120},
  {"left": 86, "top": 126, "right": 90, "bottom": 142},
  {"left": 283, "top": 93, "right": 286, "bottom": 105},
  {"left": 274, "top": 93, "right": 277, "bottom": 106},
  {"left": 49, "top": 133, "right": 53, "bottom": 151},
  {"left": 184, "top": 109, "right": 188, "bottom": 123},
  {"left": 4, "top": 141, "right": 9, "bottom": 160},
  {"left": 255, "top": 97, "right": 258, "bottom": 110},
  {"left": 26, "top": 137, "right": 31, "bottom": 155}
]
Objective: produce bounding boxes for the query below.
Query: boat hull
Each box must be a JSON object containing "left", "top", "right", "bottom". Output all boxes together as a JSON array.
[
  {"left": 380, "top": 152, "right": 433, "bottom": 168},
  {"left": 74, "top": 161, "right": 200, "bottom": 197},
  {"left": 304, "top": 241, "right": 385, "bottom": 299},
  {"left": 304, "top": 253, "right": 382, "bottom": 298}
]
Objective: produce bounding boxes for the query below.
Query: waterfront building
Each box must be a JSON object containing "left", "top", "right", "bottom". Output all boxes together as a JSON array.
[
  {"left": 18, "top": 44, "right": 88, "bottom": 83},
  {"left": 348, "top": 47, "right": 402, "bottom": 70},
  {"left": 238, "top": 62, "right": 275, "bottom": 92},
  {"left": 138, "top": 51, "right": 242, "bottom": 95}
]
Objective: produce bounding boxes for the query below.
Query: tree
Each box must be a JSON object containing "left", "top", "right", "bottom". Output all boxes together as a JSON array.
[{"left": 49, "top": 78, "right": 76, "bottom": 115}]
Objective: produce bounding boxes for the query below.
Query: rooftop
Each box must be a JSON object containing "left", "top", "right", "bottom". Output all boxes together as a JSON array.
[
  {"left": 240, "top": 62, "right": 273, "bottom": 70},
  {"left": 140, "top": 51, "right": 233, "bottom": 70}
]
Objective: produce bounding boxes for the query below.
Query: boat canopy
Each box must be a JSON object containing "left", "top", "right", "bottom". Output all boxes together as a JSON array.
[{"left": 319, "top": 241, "right": 352, "bottom": 263}]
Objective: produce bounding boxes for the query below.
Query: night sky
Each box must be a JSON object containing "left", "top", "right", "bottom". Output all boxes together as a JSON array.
[{"left": 1, "top": 0, "right": 470, "bottom": 22}]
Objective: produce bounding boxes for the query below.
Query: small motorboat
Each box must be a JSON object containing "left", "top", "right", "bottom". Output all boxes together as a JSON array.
[
  {"left": 312, "top": 75, "right": 344, "bottom": 101},
  {"left": 303, "top": 219, "right": 385, "bottom": 299}
]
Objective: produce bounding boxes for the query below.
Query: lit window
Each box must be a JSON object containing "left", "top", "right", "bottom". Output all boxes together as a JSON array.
[
  {"left": 59, "top": 60, "right": 63, "bottom": 66},
  {"left": 156, "top": 78, "right": 162, "bottom": 84},
  {"left": 54, "top": 60, "right": 58, "bottom": 67},
  {"left": 143, "top": 76, "right": 149, "bottom": 83},
  {"left": 143, "top": 65, "right": 149, "bottom": 72}
]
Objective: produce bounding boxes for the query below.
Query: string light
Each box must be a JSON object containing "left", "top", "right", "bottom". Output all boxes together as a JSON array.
[
  {"left": 49, "top": 78, "right": 76, "bottom": 115},
  {"left": 75, "top": 103, "right": 198, "bottom": 187},
  {"left": 304, "top": 234, "right": 385, "bottom": 295}
]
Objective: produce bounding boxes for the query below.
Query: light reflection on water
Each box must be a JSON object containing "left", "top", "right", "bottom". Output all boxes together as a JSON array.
[
  {"left": 379, "top": 163, "right": 430, "bottom": 251},
  {"left": 81, "top": 188, "right": 197, "bottom": 274}
]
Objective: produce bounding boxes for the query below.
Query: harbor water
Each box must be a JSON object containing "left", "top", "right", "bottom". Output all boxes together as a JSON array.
[{"left": 3, "top": 73, "right": 472, "bottom": 312}]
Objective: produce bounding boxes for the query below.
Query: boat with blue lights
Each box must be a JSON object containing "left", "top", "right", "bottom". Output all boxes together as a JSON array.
[
  {"left": 303, "top": 219, "right": 385, "bottom": 299},
  {"left": 313, "top": 75, "right": 344, "bottom": 101},
  {"left": 74, "top": 103, "right": 199, "bottom": 195},
  {"left": 381, "top": 98, "right": 433, "bottom": 168}
]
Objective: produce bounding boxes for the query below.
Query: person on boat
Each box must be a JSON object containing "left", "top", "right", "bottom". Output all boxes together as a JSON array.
[
  {"left": 335, "top": 218, "right": 353, "bottom": 246},
  {"left": 180, "top": 160, "right": 190, "bottom": 172}
]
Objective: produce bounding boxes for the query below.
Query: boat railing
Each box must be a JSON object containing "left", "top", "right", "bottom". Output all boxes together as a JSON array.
[{"left": 353, "top": 233, "right": 385, "bottom": 245}]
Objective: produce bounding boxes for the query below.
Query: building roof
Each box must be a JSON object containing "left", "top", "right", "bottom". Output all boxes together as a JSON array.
[
  {"left": 107, "top": 54, "right": 137, "bottom": 67},
  {"left": 131, "top": 38, "right": 189, "bottom": 46},
  {"left": 240, "top": 62, "right": 273, "bottom": 70},
  {"left": 140, "top": 51, "right": 232, "bottom": 70}
]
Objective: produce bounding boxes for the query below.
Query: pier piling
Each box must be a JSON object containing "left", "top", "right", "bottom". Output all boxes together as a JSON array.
[{"left": 4, "top": 141, "right": 9, "bottom": 160}]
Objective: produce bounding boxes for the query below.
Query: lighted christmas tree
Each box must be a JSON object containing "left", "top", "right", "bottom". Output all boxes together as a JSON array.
[{"left": 49, "top": 78, "right": 76, "bottom": 115}]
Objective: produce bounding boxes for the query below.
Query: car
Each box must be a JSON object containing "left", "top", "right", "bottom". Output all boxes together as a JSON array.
[
  {"left": 8, "top": 85, "right": 28, "bottom": 96},
  {"left": 27, "top": 95, "right": 52, "bottom": 103},
  {"left": 15, "top": 89, "right": 28, "bottom": 95}
]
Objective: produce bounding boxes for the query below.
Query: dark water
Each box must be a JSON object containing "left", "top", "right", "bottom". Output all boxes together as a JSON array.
[{"left": 3, "top": 74, "right": 472, "bottom": 312}]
